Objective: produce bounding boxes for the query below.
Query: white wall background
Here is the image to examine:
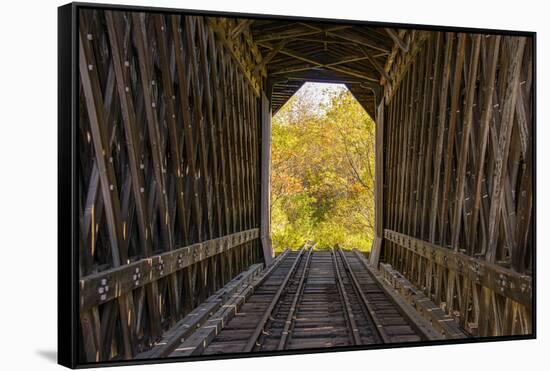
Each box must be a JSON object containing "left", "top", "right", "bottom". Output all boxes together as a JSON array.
[{"left": 0, "top": 0, "right": 545, "bottom": 369}]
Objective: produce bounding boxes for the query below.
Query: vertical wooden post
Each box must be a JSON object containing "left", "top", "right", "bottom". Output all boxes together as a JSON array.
[
  {"left": 260, "top": 91, "right": 274, "bottom": 265},
  {"left": 369, "top": 100, "right": 384, "bottom": 266}
]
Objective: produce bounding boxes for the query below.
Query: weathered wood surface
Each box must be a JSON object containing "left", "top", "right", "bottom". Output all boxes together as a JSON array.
[
  {"left": 380, "top": 32, "right": 533, "bottom": 337},
  {"left": 369, "top": 100, "right": 385, "bottom": 265},
  {"left": 78, "top": 9, "right": 263, "bottom": 362},
  {"left": 169, "top": 249, "right": 292, "bottom": 357},
  {"left": 384, "top": 229, "right": 532, "bottom": 307},
  {"left": 135, "top": 261, "right": 266, "bottom": 359},
  {"left": 378, "top": 262, "right": 467, "bottom": 339},
  {"left": 354, "top": 250, "right": 445, "bottom": 341},
  {"left": 260, "top": 92, "right": 274, "bottom": 264},
  {"left": 80, "top": 229, "right": 259, "bottom": 311}
]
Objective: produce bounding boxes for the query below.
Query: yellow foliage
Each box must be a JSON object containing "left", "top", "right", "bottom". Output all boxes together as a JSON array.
[{"left": 271, "top": 83, "right": 375, "bottom": 252}]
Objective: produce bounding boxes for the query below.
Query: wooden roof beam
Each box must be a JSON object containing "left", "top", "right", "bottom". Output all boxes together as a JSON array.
[
  {"left": 326, "top": 30, "right": 391, "bottom": 54},
  {"left": 254, "top": 25, "right": 352, "bottom": 43},
  {"left": 385, "top": 28, "right": 410, "bottom": 53},
  {"left": 253, "top": 39, "right": 288, "bottom": 74},
  {"left": 259, "top": 42, "right": 379, "bottom": 82},
  {"left": 283, "top": 75, "right": 360, "bottom": 84},
  {"left": 359, "top": 46, "right": 392, "bottom": 82},
  {"left": 230, "top": 19, "right": 254, "bottom": 39},
  {"left": 291, "top": 37, "right": 362, "bottom": 46},
  {"left": 270, "top": 55, "right": 374, "bottom": 76},
  {"left": 297, "top": 22, "right": 323, "bottom": 31}
]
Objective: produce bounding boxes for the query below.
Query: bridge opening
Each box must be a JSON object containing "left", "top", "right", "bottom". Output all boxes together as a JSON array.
[
  {"left": 72, "top": 7, "right": 534, "bottom": 364},
  {"left": 270, "top": 82, "right": 375, "bottom": 253}
]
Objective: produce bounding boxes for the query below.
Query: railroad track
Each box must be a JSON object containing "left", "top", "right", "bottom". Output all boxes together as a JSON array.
[{"left": 168, "top": 246, "right": 427, "bottom": 357}]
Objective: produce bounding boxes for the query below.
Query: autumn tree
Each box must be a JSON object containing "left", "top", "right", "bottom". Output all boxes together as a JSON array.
[{"left": 271, "top": 83, "right": 376, "bottom": 252}]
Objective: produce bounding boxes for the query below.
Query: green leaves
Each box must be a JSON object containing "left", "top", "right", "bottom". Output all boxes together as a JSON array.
[{"left": 271, "top": 84, "right": 375, "bottom": 252}]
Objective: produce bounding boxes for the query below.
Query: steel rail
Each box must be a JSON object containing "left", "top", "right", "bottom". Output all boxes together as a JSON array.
[
  {"left": 331, "top": 248, "right": 362, "bottom": 345},
  {"left": 244, "top": 246, "right": 307, "bottom": 352},
  {"left": 165, "top": 249, "right": 294, "bottom": 357},
  {"left": 277, "top": 246, "right": 315, "bottom": 350},
  {"left": 337, "top": 248, "right": 390, "bottom": 343}
]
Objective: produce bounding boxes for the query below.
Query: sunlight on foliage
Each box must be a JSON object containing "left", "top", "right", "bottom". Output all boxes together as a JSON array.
[{"left": 271, "top": 83, "right": 375, "bottom": 253}]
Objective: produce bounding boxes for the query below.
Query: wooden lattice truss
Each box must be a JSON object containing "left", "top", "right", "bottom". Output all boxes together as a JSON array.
[
  {"left": 380, "top": 32, "right": 533, "bottom": 337},
  {"left": 78, "top": 10, "right": 262, "bottom": 361}
]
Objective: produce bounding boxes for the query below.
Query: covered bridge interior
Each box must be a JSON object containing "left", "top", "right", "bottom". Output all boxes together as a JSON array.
[{"left": 76, "top": 6, "right": 533, "bottom": 363}]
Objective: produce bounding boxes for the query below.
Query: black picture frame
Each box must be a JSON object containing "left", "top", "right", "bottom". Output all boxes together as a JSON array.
[{"left": 58, "top": 2, "right": 536, "bottom": 368}]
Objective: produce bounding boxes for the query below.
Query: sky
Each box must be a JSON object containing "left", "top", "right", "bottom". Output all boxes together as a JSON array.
[
  {"left": 293, "top": 82, "right": 347, "bottom": 108},
  {"left": 275, "top": 82, "right": 348, "bottom": 119}
]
